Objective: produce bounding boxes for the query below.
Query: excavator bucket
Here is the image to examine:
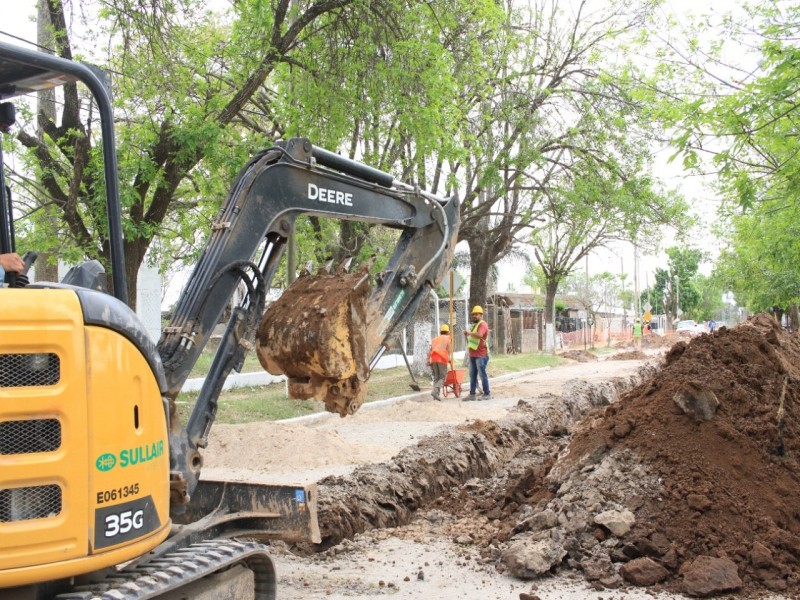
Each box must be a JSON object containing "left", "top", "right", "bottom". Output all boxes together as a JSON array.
[{"left": 256, "top": 260, "right": 372, "bottom": 417}]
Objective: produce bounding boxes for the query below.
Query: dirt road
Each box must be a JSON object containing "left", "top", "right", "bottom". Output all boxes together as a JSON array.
[{"left": 202, "top": 358, "right": 648, "bottom": 486}]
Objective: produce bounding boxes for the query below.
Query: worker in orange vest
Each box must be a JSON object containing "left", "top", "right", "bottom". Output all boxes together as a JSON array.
[{"left": 428, "top": 324, "right": 452, "bottom": 401}]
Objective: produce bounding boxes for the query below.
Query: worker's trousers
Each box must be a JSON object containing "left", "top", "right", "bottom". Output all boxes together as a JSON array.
[{"left": 468, "top": 355, "right": 490, "bottom": 395}]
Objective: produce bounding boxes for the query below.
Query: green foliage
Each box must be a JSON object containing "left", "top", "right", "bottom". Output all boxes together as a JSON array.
[
  {"left": 644, "top": 2, "right": 800, "bottom": 215},
  {"left": 693, "top": 273, "right": 727, "bottom": 321},
  {"left": 714, "top": 200, "right": 800, "bottom": 312},
  {"left": 640, "top": 246, "right": 705, "bottom": 320},
  {"left": 528, "top": 150, "right": 689, "bottom": 327},
  {"left": 10, "top": 0, "right": 502, "bottom": 302}
]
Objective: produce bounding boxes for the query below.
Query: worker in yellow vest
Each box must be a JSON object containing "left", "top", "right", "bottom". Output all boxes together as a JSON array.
[
  {"left": 632, "top": 317, "right": 643, "bottom": 349},
  {"left": 427, "top": 324, "right": 452, "bottom": 401},
  {"left": 463, "top": 305, "right": 491, "bottom": 401}
]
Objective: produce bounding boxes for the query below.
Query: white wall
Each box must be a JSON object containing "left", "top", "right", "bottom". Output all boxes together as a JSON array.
[
  {"left": 53, "top": 260, "right": 162, "bottom": 343},
  {"left": 136, "top": 264, "right": 162, "bottom": 343}
]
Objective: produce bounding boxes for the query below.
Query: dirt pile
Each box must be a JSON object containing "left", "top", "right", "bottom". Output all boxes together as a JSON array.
[
  {"left": 643, "top": 332, "right": 678, "bottom": 349},
  {"left": 572, "top": 313, "right": 800, "bottom": 593},
  {"left": 559, "top": 350, "right": 598, "bottom": 362},
  {"left": 436, "top": 314, "right": 800, "bottom": 596},
  {"left": 311, "top": 374, "right": 650, "bottom": 550},
  {"left": 609, "top": 350, "right": 648, "bottom": 361}
]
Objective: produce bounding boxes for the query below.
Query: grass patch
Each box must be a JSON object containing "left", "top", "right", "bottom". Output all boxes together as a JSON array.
[
  {"left": 176, "top": 386, "right": 326, "bottom": 425},
  {"left": 485, "top": 352, "right": 563, "bottom": 375},
  {"left": 179, "top": 351, "right": 566, "bottom": 425},
  {"left": 189, "top": 350, "right": 264, "bottom": 379}
]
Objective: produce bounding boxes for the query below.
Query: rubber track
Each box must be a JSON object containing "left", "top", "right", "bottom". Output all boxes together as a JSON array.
[{"left": 54, "top": 539, "right": 275, "bottom": 600}]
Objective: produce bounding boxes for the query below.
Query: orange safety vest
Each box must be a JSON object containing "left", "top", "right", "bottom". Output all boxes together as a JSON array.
[{"left": 429, "top": 334, "right": 451, "bottom": 364}]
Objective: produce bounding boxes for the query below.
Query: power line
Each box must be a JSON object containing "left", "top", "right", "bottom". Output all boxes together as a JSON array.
[{"left": 0, "top": 30, "right": 54, "bottom": 53}]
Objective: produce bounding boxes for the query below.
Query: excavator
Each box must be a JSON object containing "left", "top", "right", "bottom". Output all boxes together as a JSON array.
[{"left": 0, "top": 41, "right": 459, "bottom": 599}]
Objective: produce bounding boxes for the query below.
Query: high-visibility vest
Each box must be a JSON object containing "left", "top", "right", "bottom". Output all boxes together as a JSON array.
[
  {"left": 468, "top": 320, "right": 486, "bottom": 351},
  {"left": 429, "top": 334, "right": 451, "bottom": 364},
  {"left": 633, "top": 322, "right": 643, "bottom": 337}
]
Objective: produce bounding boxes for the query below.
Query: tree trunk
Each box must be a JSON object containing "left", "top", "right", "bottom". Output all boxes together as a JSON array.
[
  {"left": 543, "top": 279, "right": 558, "bottom": 353},
  {"left": 34, "top": 0, "right": 60, "bottom": 283},
  {"left": 333, "top": 221, "right": 368, "bottom": 266},
  {"left": 466, "top": 239, "right": 491, "bottom": 310},
  {"left": 117, "top": 237, "right": 148, "bottom": 311},
  {"left": 789, "top": 305, "right": 799, "bottom": 332}
]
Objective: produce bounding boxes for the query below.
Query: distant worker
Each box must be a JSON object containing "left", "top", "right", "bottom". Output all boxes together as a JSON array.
[
  {"left": 0, "top": 252, "right": 24, "bottom": 285},
  {"left": 632, "top": 317, "right": 643, "bottom": 349},
  {"left": 427, "top": 324, "right": 452, "bottom": 401},
  {"left": 464, "top": 305, "right": 491, "bottom": 401},
  {"left": 708, "top": 319, "right": 716, "bottom": 333}
]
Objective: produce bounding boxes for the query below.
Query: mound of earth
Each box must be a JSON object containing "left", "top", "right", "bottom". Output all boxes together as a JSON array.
[
  {"left": 643, "top": 333, "right": 676, "bottom": 349},
  {"left": 609, "top": 350, "right": 648, "bottom": 361},
  {"left": 447, "top": 313, "right": 799, "bottom": 596},
  {"left": 224, "top": 316, "right": 797, "bottom": 597},
  {"left": 559, "top": 350, "right": 598, "bottom": 362}
]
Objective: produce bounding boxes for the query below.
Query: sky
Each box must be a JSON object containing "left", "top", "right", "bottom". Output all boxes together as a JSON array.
[{"left": 0, "top": 0, "right": 737, "bottom": 303}]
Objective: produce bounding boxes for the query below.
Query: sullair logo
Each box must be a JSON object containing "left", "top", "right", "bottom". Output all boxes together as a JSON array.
[
  {"left": 96, "top": 453, "right": 116, "bottom": 472},
  {"left": 96, "top": 441, "right": 165, "bottom": 471}
]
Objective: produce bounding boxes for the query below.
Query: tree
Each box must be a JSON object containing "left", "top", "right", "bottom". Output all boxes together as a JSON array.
[
  {"left": 561, "top": 270, "right": 631, "bottom": 349},
  {"left": 714, "top": 199, "right": 800, "bottom": 320},
  {"left": 641, "top": 246, "right": 703, "bottom": 325},
  {"left": 424, "top": 0, "right": 670, "bottom": 311},
  {"left": 644, "top": 2, "right": 800, "bottom": 212},
  {"left": 693, "top": 272, "right": 726, "bottom": 322},
  {"left": 8, "top": 0, "right": 498, "bottom": 306},
  {"left": 527, "top": 150, "right": 688, "bottom": 350},
  {"left": 637, "top": 3, "right": 800, "bottom": 325}
]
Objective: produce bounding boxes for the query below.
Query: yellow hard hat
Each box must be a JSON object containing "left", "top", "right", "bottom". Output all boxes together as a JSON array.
[
  {"left": 472, "top": 305, "right": 484, "bottom": 315},
  {"left": 440, "top": 324, "right": 450, "bottom": 333},
  {"left": 636, "top": 318, "right": 641, "bottom": 322}
]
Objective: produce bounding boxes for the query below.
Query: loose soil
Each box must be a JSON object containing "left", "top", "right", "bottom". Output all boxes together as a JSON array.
[
  {"left": 559, "top": 314, "right": 800, "bottom": 594},
  {"left": 203, "top": 315, "right": 800, "bottom": 598}
]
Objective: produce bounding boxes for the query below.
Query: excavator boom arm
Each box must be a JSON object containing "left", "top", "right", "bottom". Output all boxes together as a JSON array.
[{"left": 158, "top": 138, "right": 459, "bottom": 505}]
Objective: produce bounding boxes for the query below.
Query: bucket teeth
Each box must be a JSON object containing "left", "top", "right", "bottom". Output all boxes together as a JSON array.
[
  {"left": 299, "top": 261, "right": 314, "bottom": 277},
  {"left": 337, "top": 257, "right": 354, "bottom": 274},
  {"left": 320, "top": 259, "right": 334, "bottom": 275}
]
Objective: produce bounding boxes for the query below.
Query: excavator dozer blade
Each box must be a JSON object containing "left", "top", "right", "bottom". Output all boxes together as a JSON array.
[{"left": 256, "top": 261, "right": 371, "bottom": 417}]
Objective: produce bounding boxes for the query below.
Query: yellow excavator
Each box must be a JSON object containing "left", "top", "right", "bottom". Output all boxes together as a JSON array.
[{"left": 0, "top": 41, "right": 459, "bottom": 599}]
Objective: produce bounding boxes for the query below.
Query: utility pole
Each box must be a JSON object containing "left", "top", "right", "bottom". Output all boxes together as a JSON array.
[{"left": 633, "top": 243, "right": 639, "bottom": 318}]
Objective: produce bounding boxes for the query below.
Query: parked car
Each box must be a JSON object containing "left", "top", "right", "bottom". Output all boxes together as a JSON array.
[{"left": 675, "top": 319, "right": 699, "bottom": 336}]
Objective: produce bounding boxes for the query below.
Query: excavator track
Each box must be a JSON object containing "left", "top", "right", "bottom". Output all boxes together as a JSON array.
[{"left": 54, "top": 539, "right": 275, "bottom": 600}]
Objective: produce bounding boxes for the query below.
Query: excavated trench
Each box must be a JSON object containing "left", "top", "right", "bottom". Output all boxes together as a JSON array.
[
  {"left": 308, "top": 368, "right": 654, "bottom": 551},
  {"left": 294, "top": 317, "right": 800, "bottom": 597}
]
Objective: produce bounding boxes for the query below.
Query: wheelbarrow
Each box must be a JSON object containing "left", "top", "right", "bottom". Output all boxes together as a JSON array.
[{"left": 442, "top": 368, "right": 465, "bottom": 398}]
